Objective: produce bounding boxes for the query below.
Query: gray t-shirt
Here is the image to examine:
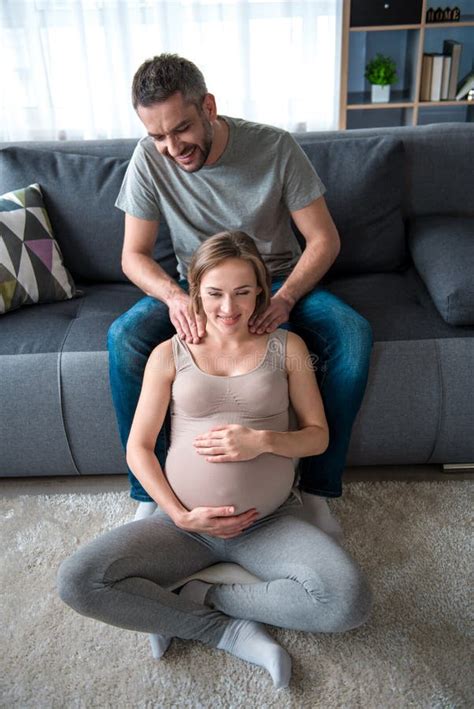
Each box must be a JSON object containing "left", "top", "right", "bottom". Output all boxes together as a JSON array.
[{"left": 115, "top": 115, "right": 326, "bottom": 279}]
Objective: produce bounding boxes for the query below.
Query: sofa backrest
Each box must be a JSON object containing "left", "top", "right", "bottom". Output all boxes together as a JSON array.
[
  {"left": 1, "top": 122, "right": 472, "bottom": 284},
  {"left": 296, "top": 135, "right": 406, "bottom": 277},
  {"left": 0, "top": 141, "right": 177, "bottom": 284},
  {"left": 296, "top": 122, "right": 474, "bottom": 220}
]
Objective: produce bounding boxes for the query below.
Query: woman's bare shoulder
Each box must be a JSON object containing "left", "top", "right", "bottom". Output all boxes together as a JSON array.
[
  {"left": 284, "top": 331, "right": 310, "bottom": 372},
  {"left": 147, "top": 338, "right": 176, "bottom": 378},
  {"left": 285, "top": 330, "right": 309, "bottom": 355}
]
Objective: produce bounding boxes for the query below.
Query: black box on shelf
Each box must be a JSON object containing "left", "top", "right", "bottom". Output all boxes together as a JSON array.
[{"left": 350, "top": 0, "right": 423, "bottom": 27}]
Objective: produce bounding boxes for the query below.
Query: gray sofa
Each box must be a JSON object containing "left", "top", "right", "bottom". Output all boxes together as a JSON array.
[{"left": 1, "top": 122, "right": 473, "bottom": 479}]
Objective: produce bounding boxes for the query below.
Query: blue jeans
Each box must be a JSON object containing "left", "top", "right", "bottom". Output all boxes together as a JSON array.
[{"left": 107, "top": 278, "right": 373, "bottom": 501}]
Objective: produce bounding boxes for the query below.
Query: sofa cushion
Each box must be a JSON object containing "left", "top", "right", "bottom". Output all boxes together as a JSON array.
[
  {"left": 399, "top": 127, "right": 474, "bottom": 219},
  {"left": 326, "top": 266, "right": 474, "bottom": 342},
  {"left": 408, "top": 216, "right": 474, "bottom": 326},
  {"left": 296, "top": 136, "right": 406, "bottom": 277},
  {"left": 0, "top": 146, "right": 178, "bottom": 283},
  {"left": 0, "top": 281, "right": 144, "bottom": 356},
  {"left": 0, "top": 183, "right": 81, "bottom": 314}
]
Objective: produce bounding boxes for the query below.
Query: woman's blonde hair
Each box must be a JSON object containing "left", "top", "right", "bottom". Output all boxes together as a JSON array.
[{"left": 188, "top": 231, "right": 271, "bottom": 317}]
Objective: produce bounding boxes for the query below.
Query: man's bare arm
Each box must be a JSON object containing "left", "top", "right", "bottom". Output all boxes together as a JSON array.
[
  {"left": 121, "top": 213, "right": 205, "bottom": 342},
  {"left": 248, "top": 196, "right": 340, "bottom": 334},
  {"left": 276, "top": 195, "right": 341, "bottom": 307},
  {"left": 121, "top": 213, "right": 183, "bottom": 304}
]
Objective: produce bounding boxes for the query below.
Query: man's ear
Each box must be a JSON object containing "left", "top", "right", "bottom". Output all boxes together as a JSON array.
[{"left": 202, "top": 93, "right": 217, "bottom": 121}]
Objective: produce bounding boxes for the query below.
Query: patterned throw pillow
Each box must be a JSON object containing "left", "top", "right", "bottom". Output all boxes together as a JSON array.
[{"left": 0, "top": 183, "right": 81, "bottom": 314}]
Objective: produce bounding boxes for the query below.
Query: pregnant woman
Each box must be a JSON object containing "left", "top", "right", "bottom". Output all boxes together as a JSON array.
[{"left": 58, "top": 232, "right": 373, "bottom": 690}]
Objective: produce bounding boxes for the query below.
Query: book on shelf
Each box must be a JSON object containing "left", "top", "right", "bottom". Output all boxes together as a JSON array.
[
  {"left": 440, "top": 56, "right": 452, "bottom": 99},
  {"left": 420, "top": 42, "right": 464, "bottom": 102},
  {"left": 420, "top": 54, "right": 445, "bottom": 101},
  {"left": 420, "top": 54, "right": 433, "bottom": 101},
  {"left": 443, "top": 40, "right": 463, "bottom": 99},
  {"left": 430, "top": 54, "right": 444, "bottom": 101}
]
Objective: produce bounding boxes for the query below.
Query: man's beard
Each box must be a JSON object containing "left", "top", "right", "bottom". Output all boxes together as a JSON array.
[{"left": 169, "top": 114, "right": 213, "bottom": 173}]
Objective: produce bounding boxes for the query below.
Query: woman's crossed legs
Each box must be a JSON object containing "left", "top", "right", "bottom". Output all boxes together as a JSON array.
[{"left": 57, "top": 494, "right": 372, "bottom": 684}]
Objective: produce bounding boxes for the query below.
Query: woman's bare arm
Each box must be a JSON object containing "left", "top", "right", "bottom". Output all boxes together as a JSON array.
[
  {"left": 125, "top": 340, "right": 188, "bottom": 520},
  {"left": 260, "top": 331, "right": 329, "bottom": 458}
]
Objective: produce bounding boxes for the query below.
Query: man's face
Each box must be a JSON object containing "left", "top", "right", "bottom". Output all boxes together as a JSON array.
[{"left": 137, "top": 92, "right": 213, "bottom": 173}]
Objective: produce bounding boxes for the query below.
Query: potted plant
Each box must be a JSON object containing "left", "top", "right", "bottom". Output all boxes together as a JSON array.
[{"left": 365, "top": 53, "right": 398, "bottom": 103}]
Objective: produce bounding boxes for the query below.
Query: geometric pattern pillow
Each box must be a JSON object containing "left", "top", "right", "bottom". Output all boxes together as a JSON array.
[{"left": 0, "top": 183, "right": 82, "bottom": 315}]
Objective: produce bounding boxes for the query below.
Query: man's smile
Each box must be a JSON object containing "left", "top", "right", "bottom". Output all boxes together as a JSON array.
[{"left": 175, "top": 145, "right": 197, "bottom": 165}]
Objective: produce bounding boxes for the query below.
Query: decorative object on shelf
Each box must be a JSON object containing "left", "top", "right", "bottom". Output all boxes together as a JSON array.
[
  {"left": 456, "top": 69, "right": 474, "bottom": 99},
  {"left": 350, "top": 0, "right": 423, "bottom": 27},
  {"left": 426, "top": 6, "right": 461, "bottom": 23},
  {"left": 365, "top": 53, "right": 398, "bottom": 102}
]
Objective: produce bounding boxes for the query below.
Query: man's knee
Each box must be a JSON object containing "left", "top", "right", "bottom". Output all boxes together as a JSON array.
[
  {"left": 329, "top": 309, "right": 373, "bottom": 383},
  {"left": 107, "top": 313, "right": 127, "bottom": 351},
  {"left": 291, "top": 292, "right": 373, "bottom": 358},
  {"left": 106, "top": 297, "right": 172, "bottom": 353},
  {"left": 352, "top": 312, "right": 373, "bottom": 352}
]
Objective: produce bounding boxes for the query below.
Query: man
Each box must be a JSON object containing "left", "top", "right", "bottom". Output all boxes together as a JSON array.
[{"left": 109, "top": 53, "right": 373, "bottom": 538}]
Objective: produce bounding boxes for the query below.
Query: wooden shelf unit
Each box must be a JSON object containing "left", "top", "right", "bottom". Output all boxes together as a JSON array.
[{"left": 339, "top": 0, "right": 474, "bottom": 129}]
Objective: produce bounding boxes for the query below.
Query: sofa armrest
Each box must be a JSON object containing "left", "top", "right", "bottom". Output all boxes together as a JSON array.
[{"left": 408, "top": 216, "right": 474, "bottom": 326}]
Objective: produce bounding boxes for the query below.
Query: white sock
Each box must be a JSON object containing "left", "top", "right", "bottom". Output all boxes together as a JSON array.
[
  {"left": 148, "top": 580, "right": 211, "bottom": 660},
  {"left": 178, "top": 582, "right": 291, "bottom": 688},
  {"left": 216, "top": 619, "right": 292, "bottom": 690},
  {"left": 300, "top": 492, "right": 344, "bottom": 543},
  {"left": 133, "top": 500, "right": 157, "bottom": 521},
  {"left": 149, "top": 633, "right": 172, "bottom": 659}
]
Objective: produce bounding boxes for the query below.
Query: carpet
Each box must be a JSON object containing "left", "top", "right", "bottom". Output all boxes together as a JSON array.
[{"left": 1, "top": 480, "right": 472, "bottom": 708}]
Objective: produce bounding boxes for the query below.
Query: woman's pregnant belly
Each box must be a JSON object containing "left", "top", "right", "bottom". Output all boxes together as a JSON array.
[{"left": 165, "top": 442, "right": 296, "bottom": 520}]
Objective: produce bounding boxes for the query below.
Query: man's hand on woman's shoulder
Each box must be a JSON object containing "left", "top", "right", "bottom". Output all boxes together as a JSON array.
[
  {"left": 167, "top": 290, "right": 206, "bottom": 344},
  {"left": 248, "top": 292, "right": 294, "bottom": 334}
]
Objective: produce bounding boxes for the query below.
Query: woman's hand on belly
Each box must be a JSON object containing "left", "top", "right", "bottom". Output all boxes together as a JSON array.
[
  {"left": 193, "top": 424, "right": 265, "bottom": 463},
  {"left": 175, "top": 504, "right": 259, "bottom": 539}
]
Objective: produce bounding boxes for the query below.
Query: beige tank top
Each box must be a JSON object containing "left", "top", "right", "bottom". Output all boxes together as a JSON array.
[{"left": 165, "top": 328, "right": 297, "bottom": 519}]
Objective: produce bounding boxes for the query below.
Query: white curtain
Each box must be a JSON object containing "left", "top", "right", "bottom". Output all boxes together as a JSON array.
[{"left": 1, "top": 0, "right": 342, "bottom": 141}]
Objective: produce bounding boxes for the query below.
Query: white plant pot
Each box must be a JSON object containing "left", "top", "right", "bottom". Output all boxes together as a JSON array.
[{"left": 371, "top": 84, "right": 390, "bottom": 103}]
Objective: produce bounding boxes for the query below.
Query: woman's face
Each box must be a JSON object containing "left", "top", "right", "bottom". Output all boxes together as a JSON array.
[{"left": 199, "top": 258, "right": 262, "bottom": 334}]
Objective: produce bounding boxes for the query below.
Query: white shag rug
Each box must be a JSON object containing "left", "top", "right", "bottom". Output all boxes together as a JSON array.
[{"left": 1, "top": 480, "right": 472, "bottom": 709}]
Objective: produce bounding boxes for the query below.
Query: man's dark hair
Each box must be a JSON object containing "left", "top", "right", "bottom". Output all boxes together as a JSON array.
[{"left": 132, "top": 53, "right": 208, "bottom": 110}]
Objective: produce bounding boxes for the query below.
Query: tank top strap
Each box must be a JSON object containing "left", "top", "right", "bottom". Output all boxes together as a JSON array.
[
  {"left": 171, "top": 334, "right": 193, "bottom": 373},
  {"left": 265, "top": 328, "right": 288, "bottom": 372}
]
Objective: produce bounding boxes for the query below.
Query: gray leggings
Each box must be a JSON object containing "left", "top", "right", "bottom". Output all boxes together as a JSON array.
[{"left": 57, "top": 491, "right": 373, "bottom": 648}]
